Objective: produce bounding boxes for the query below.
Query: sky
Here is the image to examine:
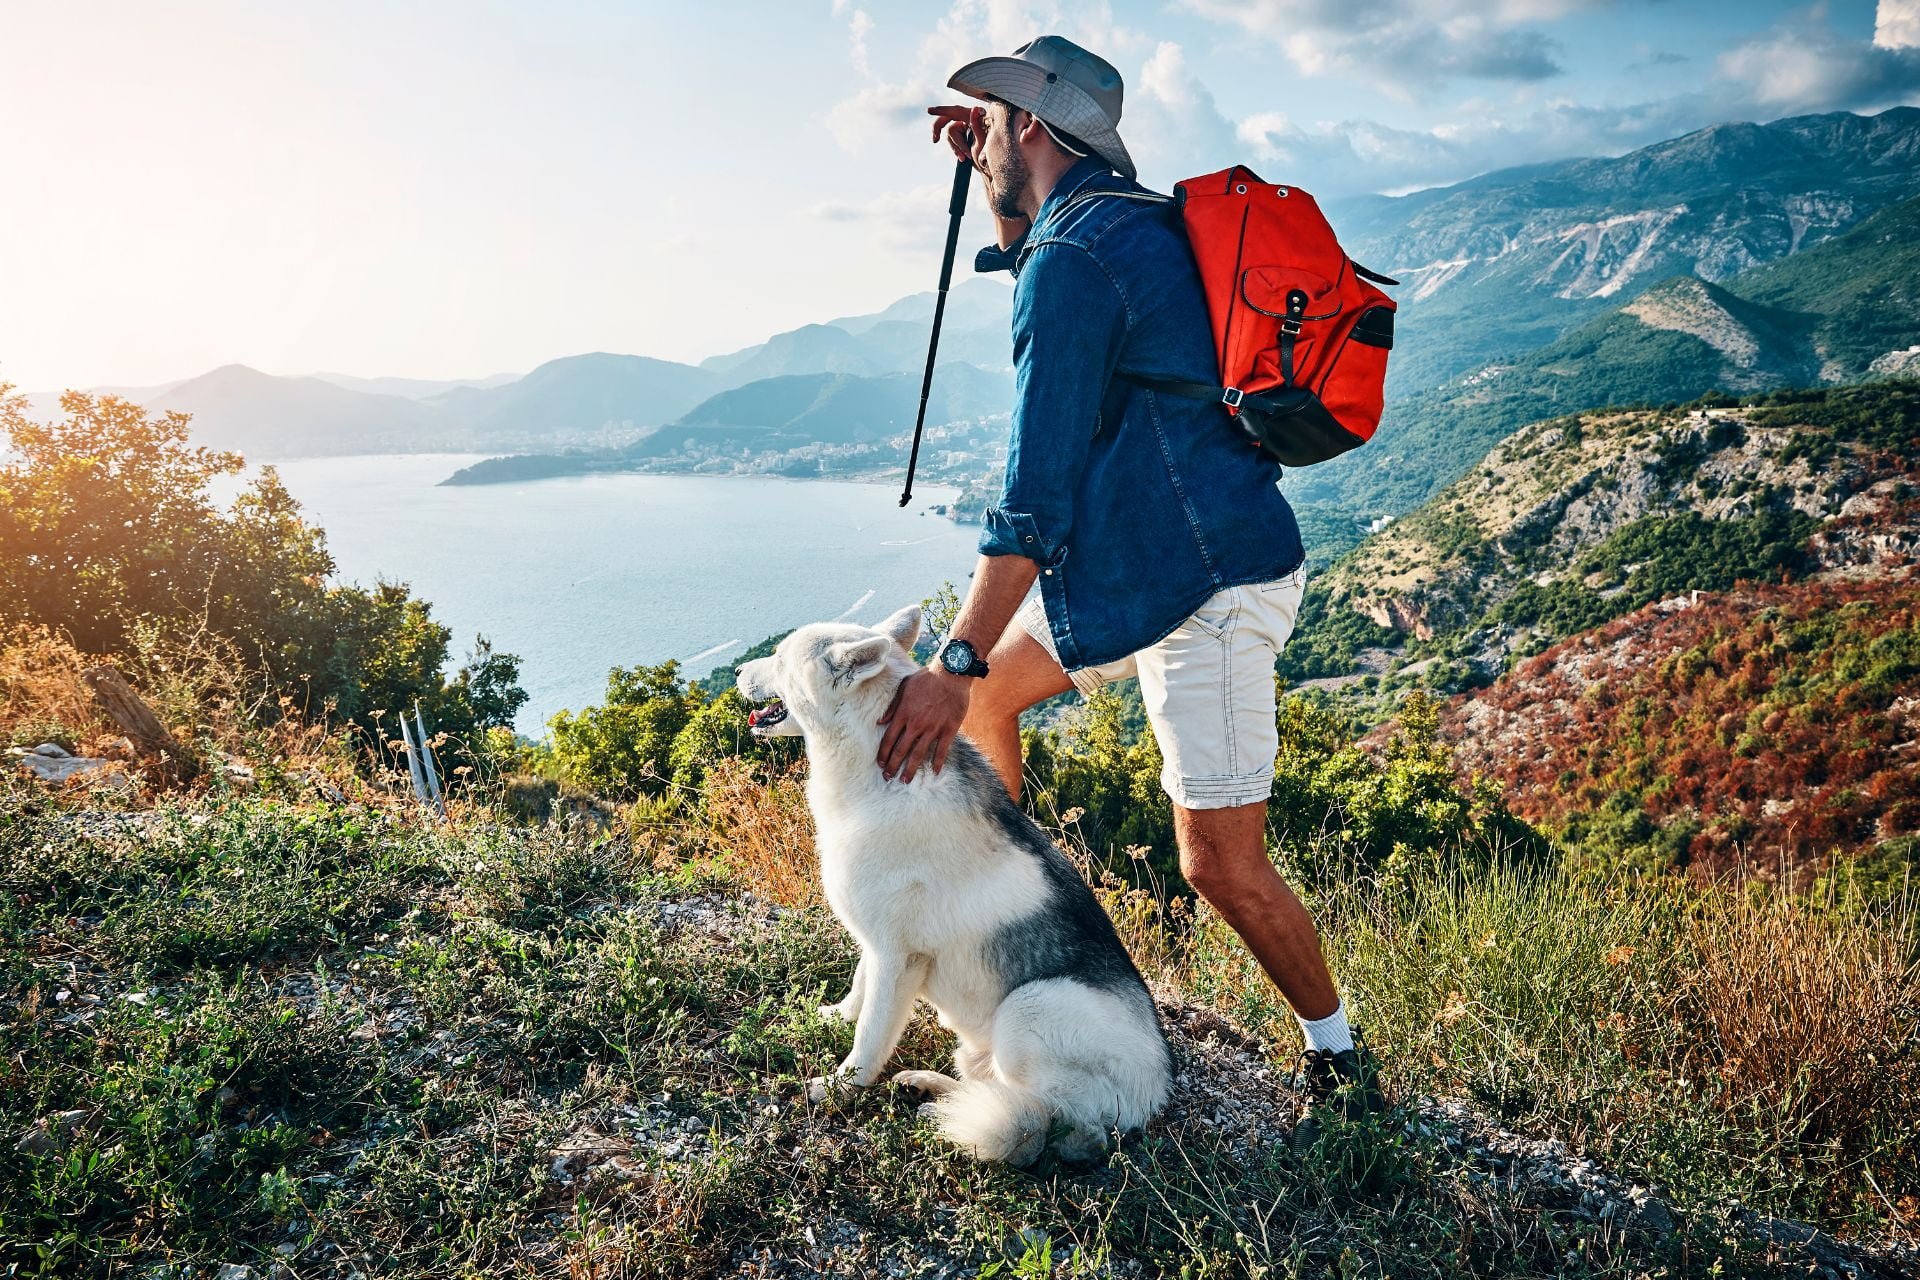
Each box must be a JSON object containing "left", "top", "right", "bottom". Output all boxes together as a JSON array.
[{"left": 2, "top": 0, "right": 1917, "bottom": 393}]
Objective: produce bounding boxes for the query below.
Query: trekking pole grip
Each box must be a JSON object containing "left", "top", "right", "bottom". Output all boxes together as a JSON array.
[{"left": 948, "top": 154, "right": 972, "bottom": 215}]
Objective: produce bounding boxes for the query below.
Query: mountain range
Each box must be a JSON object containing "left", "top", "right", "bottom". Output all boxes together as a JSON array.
[
  {"left": 440, "top": 362, "right": 1014, "bottom": 486},
  {"left": 1293, "top": 188, "right": 1920, "bottom": 518},
  {"left": 1330, "top": 107, "right": 1920, "bottom": 397},
  {"left": 15, "top": 278, "right": 1015, "bottom": 461},
  {"left": 14, "top": 105, "right": 1918, "bottom": 496}
]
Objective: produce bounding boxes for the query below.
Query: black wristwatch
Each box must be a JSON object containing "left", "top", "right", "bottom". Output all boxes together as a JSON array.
[{"left": 934, "top": 636, "right": 991, "bottom": 678}]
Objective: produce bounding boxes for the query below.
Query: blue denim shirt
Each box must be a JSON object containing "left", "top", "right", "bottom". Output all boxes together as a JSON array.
[{"left": 975, "top": 157, "right": 1306, "bottom": 670}]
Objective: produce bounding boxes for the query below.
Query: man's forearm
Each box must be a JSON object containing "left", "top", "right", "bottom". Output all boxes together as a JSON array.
[{"left": 945, "top": 554, "right": 1039, "bottom": 657}]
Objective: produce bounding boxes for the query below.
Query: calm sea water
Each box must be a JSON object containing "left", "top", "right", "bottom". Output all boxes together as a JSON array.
[{"left": 253, "top": 456, "right": 979, "bottom": 733}]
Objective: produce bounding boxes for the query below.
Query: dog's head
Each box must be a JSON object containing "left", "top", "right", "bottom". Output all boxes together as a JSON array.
[{"left": 736, "top": 604, "right": 923, "bottom": 740}]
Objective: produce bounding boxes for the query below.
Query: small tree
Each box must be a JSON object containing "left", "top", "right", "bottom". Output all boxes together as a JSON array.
[{"left": 547, "top": 660, "right": 701, "bottom": 797}]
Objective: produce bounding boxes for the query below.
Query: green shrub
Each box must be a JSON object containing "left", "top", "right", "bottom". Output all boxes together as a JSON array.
[{"left": 547, "top": 660, "right": 701, "bottom": 798}]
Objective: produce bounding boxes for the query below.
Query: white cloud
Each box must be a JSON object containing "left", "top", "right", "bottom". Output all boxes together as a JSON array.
[
  {"left": 848, "top": 9, "right": 876, "bottom": 79},
  {"left": 829, "top": 0, "right": 1920, "bottom": 210},
  {"left": 1878, "top": 0, "right": 1920, "bottom": 49},
  {"left": 808, "top": 182, "right": 976, "bottom": 256},
  {"left": 1160, "top": 7, "right": 1920, "bottom": 198},
  {"left": 1177, "top": 0, "right": 1598, "bottom": 94},
  {"left": 1127, "top": 42, "right": 1240, "bottom": 166},
  {"left": 1717, "top": 11, "right": 1920, "bottom": 113}
]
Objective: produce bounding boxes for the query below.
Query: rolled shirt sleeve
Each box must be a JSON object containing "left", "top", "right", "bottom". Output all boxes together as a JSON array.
[{"left": 978, "top": 242, "right": 1129, "bottom": 570}]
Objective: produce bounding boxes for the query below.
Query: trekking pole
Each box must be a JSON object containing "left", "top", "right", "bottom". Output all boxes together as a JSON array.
[{"left": 899, "top": 155, "right": 973, "bottom": 507}]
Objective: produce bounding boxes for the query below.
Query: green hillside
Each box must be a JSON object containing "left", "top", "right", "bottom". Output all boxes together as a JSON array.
[
  {"left": 1281, "top": 381, "right": 1920, "bottom": 697},
  {"left": 1730, "top": 195, "right": 1920, "bottom": 377}
]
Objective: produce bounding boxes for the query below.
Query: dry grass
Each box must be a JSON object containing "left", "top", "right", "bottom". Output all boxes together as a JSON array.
[
  {"left": 1681, "top": 886, "right": 1920, "bottom": 1184},
  {"left": 701, "top": 756, "right": 821, "bottom": 908},
  {"left": 0, "top": 622, "right": 108, "bottom": 747},
  {"left": 0, "top": 617, "right": 359, "bottom": 803},
  {"left": 122, "top": 615, "right": 270, "bottom": 745}
]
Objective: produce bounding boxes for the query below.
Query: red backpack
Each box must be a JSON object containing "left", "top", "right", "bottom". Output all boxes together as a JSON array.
[{"left": 1117, "top": 166, "right": 1398, "bottom": 467}]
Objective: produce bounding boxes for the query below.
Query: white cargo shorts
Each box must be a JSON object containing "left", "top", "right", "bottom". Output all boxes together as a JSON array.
[{"left": 1014, "top": 566, "right": 1307, "bottom": 810}]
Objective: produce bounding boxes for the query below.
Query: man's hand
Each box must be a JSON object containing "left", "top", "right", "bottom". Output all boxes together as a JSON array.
[
  {"left": 928, "top": 104, "right": 1029, "bottom": 248},
  {"left": 876, "top": 667, "right": 972, "bottom": 783},
  {"left": 928, "top": 103, "right": 987, "bottom": 169}
]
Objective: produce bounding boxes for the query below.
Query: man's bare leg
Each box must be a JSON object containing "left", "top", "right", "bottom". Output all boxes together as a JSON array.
[
  {"left": 963, "top": 627, "right": 1072, "bottom": 801},
  {"left": 1174, "top": 800, "right": 1339, "bottom": 1020}
]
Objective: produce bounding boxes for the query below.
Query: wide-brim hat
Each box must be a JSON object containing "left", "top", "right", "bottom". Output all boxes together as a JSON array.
[{"left": 947, "top": 36, "right": 1136, "bottom": 181}]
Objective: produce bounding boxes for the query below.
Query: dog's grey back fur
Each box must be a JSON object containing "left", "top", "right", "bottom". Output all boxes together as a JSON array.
[{"left": 945, "top": 738, "right": 1168, "bottom": 1039}]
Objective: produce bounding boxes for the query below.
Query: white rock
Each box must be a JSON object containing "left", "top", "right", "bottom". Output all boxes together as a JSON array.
[{"left": 18, "top": 753, "right": 117, "bottom": 784}]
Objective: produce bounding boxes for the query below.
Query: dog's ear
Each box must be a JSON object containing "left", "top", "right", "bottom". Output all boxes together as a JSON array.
[
  {"left": 825, "top": 635, "right": 894, "bottom": 686},
  {"left": 877, "top": 604, "right": 922, "bottom": 652}
]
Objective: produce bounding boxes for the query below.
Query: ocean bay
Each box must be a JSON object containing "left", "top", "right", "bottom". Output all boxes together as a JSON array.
[{"left": 253, "top": 456, "right": 979, "bottom": 732}]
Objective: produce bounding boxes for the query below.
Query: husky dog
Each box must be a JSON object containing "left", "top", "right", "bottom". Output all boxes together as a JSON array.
[{"left": 736, "top": 604, "right": 1170, "bottom": 1164}]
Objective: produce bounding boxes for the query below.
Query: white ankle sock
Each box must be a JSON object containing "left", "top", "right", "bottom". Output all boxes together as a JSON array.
[{"left": 1297, "top": 1003, "right": 1354, "bottom": 1055}]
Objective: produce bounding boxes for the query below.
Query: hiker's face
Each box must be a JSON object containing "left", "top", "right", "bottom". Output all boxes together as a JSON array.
[{"left": 982, "top": 102, "right": 1032, "bottom": 220}]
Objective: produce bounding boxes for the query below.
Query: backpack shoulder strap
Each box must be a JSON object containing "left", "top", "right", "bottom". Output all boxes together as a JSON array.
[{"left": 1058, "top": 187, "right": 1174, "bottom": 212}]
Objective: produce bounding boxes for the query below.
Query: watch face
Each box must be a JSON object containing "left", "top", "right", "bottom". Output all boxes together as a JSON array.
[{"left": 941, "top": 639, "right": 975, "bottom": 673}]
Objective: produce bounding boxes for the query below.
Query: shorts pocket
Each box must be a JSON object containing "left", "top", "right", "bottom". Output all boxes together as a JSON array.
[
  {"left": 1185, "top": 588, "right": 1238, "bottom": 641},
  {"left": 1251, "top": 573, "right": 1306, "bottom": 649},
  {"left": 1259, "top": 566, "right": 1308, "bottom": 595}
]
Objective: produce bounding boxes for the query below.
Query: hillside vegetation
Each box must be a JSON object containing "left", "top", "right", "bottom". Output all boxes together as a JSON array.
[
  {"left": 1284, "top": 382, "right": 1919, "bottom": 689},
  {"left": 1439, "top": 578, "right": 1919, "bottom": 877},
  {"left": 5, "top": 356, "right": 1919, "bottom": 1277},
  {"left": 5, "top": 706, "right": 1917, "bottom": 1276}
]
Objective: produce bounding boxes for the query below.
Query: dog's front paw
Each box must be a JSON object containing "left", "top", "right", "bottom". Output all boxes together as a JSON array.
[
  {"left": 806, "top": 1071, "right": 864, "bottom": 1103},
  {"left": 892, "top": 1069, "right": 958, "bottom": 1097},
  {"left": 817, "top": 1000, "right": 857, "bottom": 1024}
]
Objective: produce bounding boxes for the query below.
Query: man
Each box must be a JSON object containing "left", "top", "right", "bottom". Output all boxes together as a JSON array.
[{"left": 875, "top": 35, "right": 1382, "bottom": 1120}]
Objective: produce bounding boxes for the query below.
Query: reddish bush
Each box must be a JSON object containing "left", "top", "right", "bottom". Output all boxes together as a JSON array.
[{"left": 1437, "top": 576, "right": 1920, "bottom": 875}]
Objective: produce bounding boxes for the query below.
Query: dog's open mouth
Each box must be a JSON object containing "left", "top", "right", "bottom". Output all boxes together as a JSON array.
[{"left": 747, "top": 699, "right": 788, "bottom": 733}]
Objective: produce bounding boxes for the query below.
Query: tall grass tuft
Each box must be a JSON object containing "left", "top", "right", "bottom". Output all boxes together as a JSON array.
[
  {"left": 1677, "top": 883, "right": 1920, "bottom": 1214},
  {"left": 0, "top": 623, "right": 106, "bottom": 748},
  {"left": 701, "top": 756, "right": 820, "bottom": 908}
]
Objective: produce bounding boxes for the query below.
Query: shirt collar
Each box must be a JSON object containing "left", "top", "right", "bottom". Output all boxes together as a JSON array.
[
  {"left": 1029, "top": 156, "right": 1116, "bottom": 240},
  {"left": 972, "top": 156, "right": 1117, "bottom": 280}
]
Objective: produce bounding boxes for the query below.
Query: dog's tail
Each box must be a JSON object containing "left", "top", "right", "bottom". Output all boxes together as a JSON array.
[{"left": 933, "top": 1078, "right": 1051, "bottom": 1165}]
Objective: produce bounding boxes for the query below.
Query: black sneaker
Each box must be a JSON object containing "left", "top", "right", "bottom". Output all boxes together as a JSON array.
[{"left": 1294, "top": 1043, "right": 1387, "bottom": 1124}]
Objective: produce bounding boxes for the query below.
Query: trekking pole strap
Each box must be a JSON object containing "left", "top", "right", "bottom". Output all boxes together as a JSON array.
[{"left": 900, "top": 158, "right": 973, "bottom": 507}]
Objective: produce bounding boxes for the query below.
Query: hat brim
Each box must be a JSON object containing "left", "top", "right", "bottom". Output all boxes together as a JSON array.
[{"left": 947, "top": 56, "right": 1136, "bottom": 181}]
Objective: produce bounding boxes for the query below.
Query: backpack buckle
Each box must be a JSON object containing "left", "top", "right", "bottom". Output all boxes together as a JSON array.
[{"left": 1221, "top": 386, "right": 1245, "bottom": 409}]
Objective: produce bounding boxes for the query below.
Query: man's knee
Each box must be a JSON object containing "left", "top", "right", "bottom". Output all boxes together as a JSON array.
[
  {"left": 1173, "top": 802, "right": 1271, "bottom": 903},
  {"left": 964, "top": 679, "right": 1024, "bottom": 730}
]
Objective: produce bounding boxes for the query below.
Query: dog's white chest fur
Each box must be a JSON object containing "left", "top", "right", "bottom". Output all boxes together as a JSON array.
[{"left": 809, "top": 769, "right": 1048, "bottom": 1036}]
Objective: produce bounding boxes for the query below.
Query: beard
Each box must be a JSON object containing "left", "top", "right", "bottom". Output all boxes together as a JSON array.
[{"left": 988, "top": 141, "right": 1030, "bottom": 220}]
